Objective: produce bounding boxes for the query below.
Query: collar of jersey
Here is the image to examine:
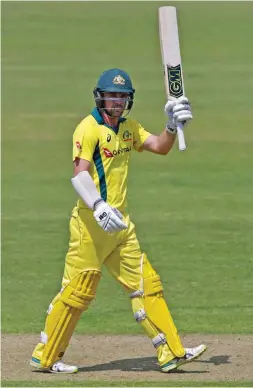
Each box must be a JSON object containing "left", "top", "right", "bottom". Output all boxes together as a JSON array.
[{"left": 91, "top": 107, "right": 126, "bottom": 134}]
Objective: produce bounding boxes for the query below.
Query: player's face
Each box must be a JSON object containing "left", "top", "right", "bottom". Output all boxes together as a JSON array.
[{"left": 103, "top": 92, "right": 129, "bottom": 117}]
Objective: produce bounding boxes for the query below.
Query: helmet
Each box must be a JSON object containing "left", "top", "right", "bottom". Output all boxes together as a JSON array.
[
  {"left": 93, "top": 68, "right": 135, "bottom": 115},
  {"left": 95, "top": 68, "right": 135, "bottom": 94}
]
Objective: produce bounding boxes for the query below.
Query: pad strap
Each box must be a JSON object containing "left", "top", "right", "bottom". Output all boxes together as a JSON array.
[
  {"left": 152, "top": 333, "right": 167, "bottom": 348},
  {"left": 134, "top": 308, "right": 146, "bottom": 322},
  {"left": 129, "top": 290, "right": 144, "bottom": 298}
]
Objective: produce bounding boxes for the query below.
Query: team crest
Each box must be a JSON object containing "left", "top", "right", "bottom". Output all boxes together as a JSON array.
[
  {"left": 123, "top": 130, "right": 132, "bottom": 142},
  {"left": 113, "top": 75, "right": 125, "bottom": 85}
]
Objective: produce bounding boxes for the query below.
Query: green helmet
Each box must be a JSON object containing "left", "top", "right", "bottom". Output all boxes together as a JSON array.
[
  {"left": 95, "top": 68, "right": 135, "bottom": 93},
  {"left": 93, "top": 68, "right": 135, "bottom": 115}
]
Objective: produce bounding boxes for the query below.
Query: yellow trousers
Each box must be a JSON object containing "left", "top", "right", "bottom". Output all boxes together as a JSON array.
[{"left": 32, "top": 206, "right": 184, "bottom": 368}]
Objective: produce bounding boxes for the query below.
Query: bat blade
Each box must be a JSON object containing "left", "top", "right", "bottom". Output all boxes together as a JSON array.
[{"left": 159, "top": 6, "right": 186, "bottom": 151}]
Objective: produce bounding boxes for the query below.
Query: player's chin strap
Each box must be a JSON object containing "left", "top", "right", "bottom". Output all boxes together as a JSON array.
[{"left": 129, "top": 253, "right": 185, "bottom": 363}]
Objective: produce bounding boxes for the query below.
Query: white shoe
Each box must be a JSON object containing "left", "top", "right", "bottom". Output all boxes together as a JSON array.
[
  {"left": 161, "top": 344, "right": 207, "bottom": 373},
  {"left": 50, "top": 361, "right": 78, "bottom": 374},
  {"left": 30, "top": 357, "right": 78, "bottom": 374}
]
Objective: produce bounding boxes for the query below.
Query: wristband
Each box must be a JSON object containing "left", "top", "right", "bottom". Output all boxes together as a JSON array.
[{"left": 165, "top": 123, "right": 177, "bottom": 134}]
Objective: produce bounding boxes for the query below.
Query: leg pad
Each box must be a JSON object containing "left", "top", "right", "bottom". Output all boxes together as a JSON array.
[
  {"left": 41, "top": 270, "right": 101, "bottom": 368},
  {"left": 131, "top": 254, "right": 185, "bottom": 360}
]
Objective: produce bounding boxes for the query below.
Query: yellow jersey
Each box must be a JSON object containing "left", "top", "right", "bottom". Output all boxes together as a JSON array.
[{"left": 73, "top": 108, "right": 151, "bottom": 211}]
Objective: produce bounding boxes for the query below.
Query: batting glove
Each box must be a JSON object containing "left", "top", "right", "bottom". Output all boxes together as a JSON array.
[
  {"left": 93, "top": 200, "right": 127, "bottom": 234},
  {"left": 164, "top": 96, "right": 193, "bottom": 134}
]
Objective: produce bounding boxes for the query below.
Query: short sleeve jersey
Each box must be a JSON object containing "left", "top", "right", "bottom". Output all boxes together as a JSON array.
[{"left": 73, "top": 108, "right": 151, "bottom": 211}]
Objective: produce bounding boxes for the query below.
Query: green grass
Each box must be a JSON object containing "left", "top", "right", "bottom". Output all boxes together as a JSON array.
[
  {"left": 2, "top": 1, "right": 253, "bottom": 335},
  {"left": 2, "top": 381, "right": 253, "bottom": 388}
]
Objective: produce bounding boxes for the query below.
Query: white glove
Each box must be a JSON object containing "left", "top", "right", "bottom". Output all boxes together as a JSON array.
[
  {"left": 93, "top": 200, "right": 127, "bottom": 234},
  {"left": 164, "top": 96, "right": 193, "bottom": 134}
]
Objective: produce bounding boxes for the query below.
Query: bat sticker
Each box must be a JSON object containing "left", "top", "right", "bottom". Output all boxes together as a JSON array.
[{"left": 167, "top": 64, "right": 183, "bottom": 98}]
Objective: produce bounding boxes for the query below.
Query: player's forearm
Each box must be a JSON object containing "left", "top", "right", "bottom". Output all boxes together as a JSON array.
[
  {"left": 142, "top": 130, "right": 176, "bottom": 154},
  {"left": 71, "top": 171, "right": 102, "bottom": 210},
  {"left": 155, "top": 129, "right": 176, "bottom": 155}
]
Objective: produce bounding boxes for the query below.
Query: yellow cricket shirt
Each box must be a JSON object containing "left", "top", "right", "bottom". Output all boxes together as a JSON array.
[{"left": 73, "top": 108, "right": 151, "bottom": 211}]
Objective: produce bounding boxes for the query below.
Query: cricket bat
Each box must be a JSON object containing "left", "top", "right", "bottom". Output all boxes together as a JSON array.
[{"left": 159, "top": 6, "right": 187, "bottom": 151}]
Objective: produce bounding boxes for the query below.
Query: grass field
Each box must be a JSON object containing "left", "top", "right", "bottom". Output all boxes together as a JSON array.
[
  {"left": 1, "top": 1, "right": 253, "bottom": 386},
  {"left": 2, "top": 0, "right": 253, "bottom": 334}
]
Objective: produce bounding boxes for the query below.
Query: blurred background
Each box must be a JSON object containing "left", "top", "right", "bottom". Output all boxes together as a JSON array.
[{"left": 2, "top": 1, "right": 253, "bottom": 335}]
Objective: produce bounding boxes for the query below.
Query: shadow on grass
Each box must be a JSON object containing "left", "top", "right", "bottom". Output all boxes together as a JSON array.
[
  {"left": 77, "top": 356, "right": 209, "bottom": 374},
  {"left": 197, "top": 355, "right": 231, "bottom": 366},
  {"left": 32, "top": 354, "right": 231, "bottom": 374}
]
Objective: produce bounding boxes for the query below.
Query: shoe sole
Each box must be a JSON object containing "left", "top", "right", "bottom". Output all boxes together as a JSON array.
[
  {"left": 30, "top": 359, "right": 78, "bottom": 374},
  {"left": 49, "top": 368, "right": 78, "bottom": 374},
  {"left": 175, "top": 345, "right": 207, "bottom": 369},
  {"left": 30, "top": 359, "right": 50, "bottom": 372},
  {"left": 161, "top": 345, "right": 207, "bottom": 373}
]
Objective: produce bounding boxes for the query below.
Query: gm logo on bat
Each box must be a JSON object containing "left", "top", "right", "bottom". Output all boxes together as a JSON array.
[{"left": 167, "top": 64, "right": 183, "bottom": 98}]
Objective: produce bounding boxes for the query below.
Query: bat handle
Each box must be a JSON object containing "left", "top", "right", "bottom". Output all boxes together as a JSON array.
[{"left": 177, "top": 123, "right": 186, "bottom": 151}]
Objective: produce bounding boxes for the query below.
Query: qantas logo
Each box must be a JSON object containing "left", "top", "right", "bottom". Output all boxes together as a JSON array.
[
  {"left": 102, "top": 148, "right": 114, "bottom": 158},
  {"left": 102, "top": 147, "right": 131, "bottom": 158}
]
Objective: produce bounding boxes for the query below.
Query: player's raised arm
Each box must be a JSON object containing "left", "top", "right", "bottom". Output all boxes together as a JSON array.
[
  {"left": 141, "top": 131, "right": 176, "bottom": 155},
  {"left": 141, "top": 96, "right": 192, "bottom": 155}
]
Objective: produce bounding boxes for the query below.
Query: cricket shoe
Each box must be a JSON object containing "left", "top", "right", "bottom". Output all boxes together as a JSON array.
[
  {"left": 161, "top": 344, "right": 207, "bottom": 373},
  {"left": 30, "top": 357, "right": 78, "bottom": 374}
]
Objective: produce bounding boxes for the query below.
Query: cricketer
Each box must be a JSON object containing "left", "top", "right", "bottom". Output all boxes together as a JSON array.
[{"left": 30, "top": 68, "right": 207, "bottom": 373}]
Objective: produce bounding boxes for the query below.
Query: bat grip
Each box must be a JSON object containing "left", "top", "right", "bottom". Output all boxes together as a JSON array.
[{"left": 177, "top": 123, "right": 186, "bottom": 151}]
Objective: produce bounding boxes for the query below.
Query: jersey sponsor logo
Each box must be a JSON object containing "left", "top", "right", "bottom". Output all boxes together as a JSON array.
[
  {"left": 76, "top": 141, "right": 82, "bottom": 150},
  {"left": 122, "top": 130, "right": 132, "bottom": 142},
  {"left": 102, "top": 146, "right": 132, "bottom": 158},
  {"left": 102, "top": 148, "right": 114, "bottom": 158},
  {"left": 113, "top": 146, "right": 131, "bottom": 156}
]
